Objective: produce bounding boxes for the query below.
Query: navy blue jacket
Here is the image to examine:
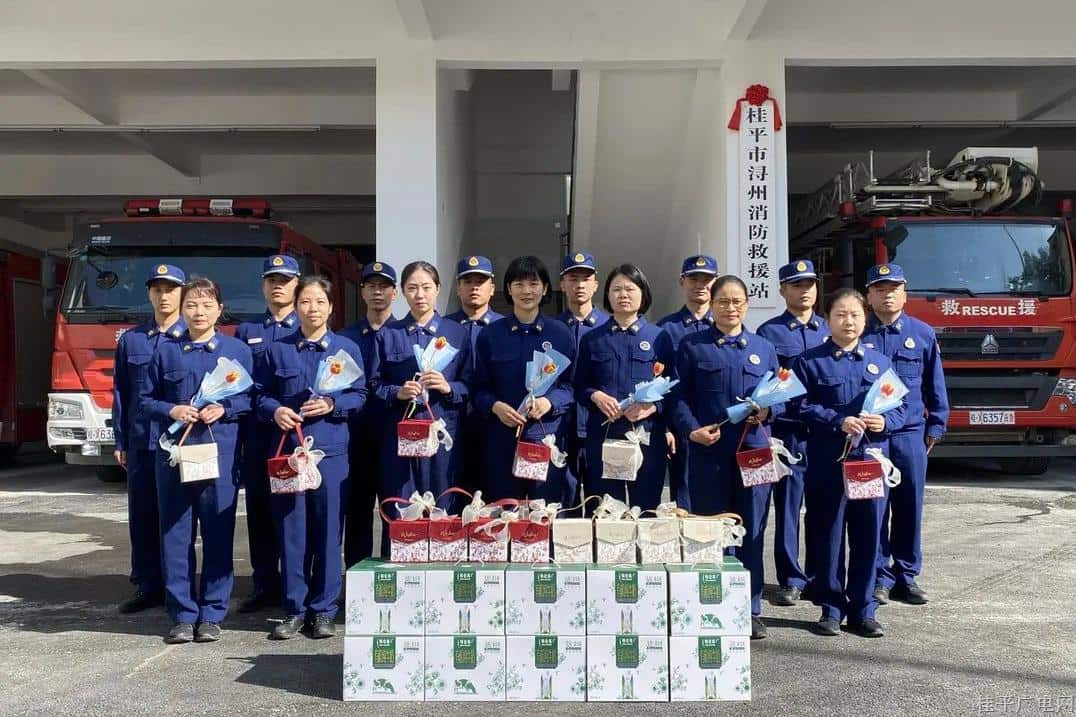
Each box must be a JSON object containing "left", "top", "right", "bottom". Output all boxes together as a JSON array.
[
  {"left": 657, "top": 305, "right": 715, "bottom": 352},
  {"left": 554, "top": 306, "right": 610, "bottom": 439},
  {"left": 862, "top": 312, "right": 949, "bottom": 439},
  {"left": 446, "top": 308, "right": 505, "bottom": 374},
  {"left": 340, "top": 316, "right": 394, "bottom": 429},
  {"left": 112, "top": 318, "right": 185, "bottom": 452},
  {"left": 756, "top": 310, "right": 830, "bottom": 434}
]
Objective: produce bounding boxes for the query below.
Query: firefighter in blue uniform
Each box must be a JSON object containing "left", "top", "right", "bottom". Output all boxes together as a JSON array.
[
  {"left": 672, "top": 275, "right": 780, "bottom": 640},
  {"left": 233, "top": 253, "right": 300, "bottom": 613},
  {"left": 113, "top": 263, "right": 187, "bottom": 614},
  {"left": 141, "top": 277, "right": 253, "bottom": 644},
  {"left": 862, "top": 263, "right": 948, "bottom": 606},
  {"left": 473, "top": 256, "right": 574, "bottom": 503},
  {"left": 554, "top": 251, "right": 609, "bottom": 507},
  {"left": 657, "top": 254, "right": 719, "bottom": 509},
  {"left": 256, "top": 276, "right": 366, "bottom": 640},
  {"left": 445, "top": 255, "right": 504, "bottom": 499},
  {"left": 370, "top": 261, "right": 470, "bottom": 513},
  {"left": 340, "top": 261, "right": 397, "bottom": 567},
  {"left": 575, "top": 264, "right": 674, "bottom": 510},
  {"left": 756, "top": 259, "right": 830, "bottom": 606},
  {"left": 792, "top": 288, "right": 907, "bottom": 639}
]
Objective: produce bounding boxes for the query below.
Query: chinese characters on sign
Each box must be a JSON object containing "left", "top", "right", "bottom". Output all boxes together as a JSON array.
[{"left": 731, "top": 85, "right": 782, "bottom": 308}]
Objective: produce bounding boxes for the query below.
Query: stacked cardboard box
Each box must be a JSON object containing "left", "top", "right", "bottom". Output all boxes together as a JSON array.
[{"left": 666, "top": 560, "right": 752, "bottom": 701}]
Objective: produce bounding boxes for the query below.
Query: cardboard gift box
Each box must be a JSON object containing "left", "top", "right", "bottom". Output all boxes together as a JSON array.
[
  {"left": 343, "top": 635, "right": 425, "bottom": 701},
  {"left": 585, "top": 635, "right": 670, "bottom": 702},
  {"left": 586, "top": 564, "right": 668, "bottom": 636},
  {"left": 636, "top": 517, "right": 681, "bottom": 564},
  {"left": 397, "top": 418, "right": 440, "bottom": 458},
  {"left": 736, "top": 446, "right": 782, "bottom": 487},
  {"left": 504, "top": 564, "right": 586, "bottom": 636},
  {"left": 552, "top": 518, "right": 593, "bottom": 564},
  {"left": 506, "top": 635, "right": 586, "bottom": 701},
  {"left": 424, "top": 635, "right": 507, "bottom": 702},
  {"left": 387, "top": 518, "right": 430, "bottom": 563},
  {"left": 843, "top": 459, "right": 887, "bottom": 500},
  {"left": 666, "top": 561, "right": 752, "bottom": 636},
  {"left": 680, "top": 517, "right": 741, "bottom": 563},
  {"left": 508, "top": 520, "right": 550, "bottom": 563},
  {"left": 468, "top": 517, "right": 510, "bottom": 562},
  {"left": 512, "top": 441, "right": 551, "bottom": 482},
  {"left": 595, "top": 518, "right": 638, "bottom": 564},
  {"left": 668, "top": 635, "right": 752, "bottom": 701},
  {"left": 345, "top": 559, "right": 426, "bottom": 636},
  {"left": 429, "top": 516, "right": 468, "bottom": 562},
  {"left": 424, "top": 563, "right": 506, "bottom": 635}
]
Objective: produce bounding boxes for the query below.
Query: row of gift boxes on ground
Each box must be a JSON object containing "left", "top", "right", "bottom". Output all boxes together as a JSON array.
[
  {"left": 346, "top": 560, "right": 752, "bottom": 638},
  {"left": 343, "top": 633, "right": 751, "bottom": 702},
  {"left": 387, "top": 512, "right": 745, "bottom": 564}
]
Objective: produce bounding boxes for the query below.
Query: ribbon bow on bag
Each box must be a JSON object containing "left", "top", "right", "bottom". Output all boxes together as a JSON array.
[
  {"left": 396, "top": 490, "right": 447, "bottom": 521},
  {"left": 522, "top": 499, "right": 561, "bottom": 525},
  {"left": 287, "top": 434, "right": 325, "bottom": 490},
  {"left": 459, "top": 490, "right": 487, "bottom": 525},
  {"left": 768, "top": 436, "right": 802, "bottom": 480},
  {"left": 864, "top": 447, "right": 903, "bottom": 487},
  {"left": 160, "top": 434, "right": 183, "bottom": 468},
  {"left": 431, "top": 418, "right": 454, "bottom": 451},
  {"left": 540, "top": 435, "right": 567, "bottom": 468},
  {"left": 652, "top": 501, "right": 686, "bottom": 518},
  {"left": 593, "top": 494, "right": 641, "bottom": 521},
  {"left": 478, "top": 509, "right": 521, "bottom": 546}
]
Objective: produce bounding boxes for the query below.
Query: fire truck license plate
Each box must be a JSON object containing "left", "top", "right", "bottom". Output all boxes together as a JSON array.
[
  {"left": 88, "top": 427, "right": 114, "bottom": 443},
  {"left": 969, "top": 411, "right": 1015, "bottom": 426}
]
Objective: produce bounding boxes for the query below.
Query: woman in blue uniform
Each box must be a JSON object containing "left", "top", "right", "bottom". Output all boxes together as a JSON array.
[
  {"left": 472, "top": 256, "right": 574, "bottom": 503},
  {"left": 574, "top": 264, "right": 673, "bottom": 510},
  {"left": 256, "top": 275, "right": 367, "bottom": 640},
  {"left": 672, "top": 275, "right": 780, "bottom": 640},
  {"left": 141, "top": 277, "right": 253, "bottom": 645},
  {"left": 370, "top": 261, "right": 470, "bottom": 512},
  {"left": 792, "top": 288, "right": 907, "bottom": 639}
]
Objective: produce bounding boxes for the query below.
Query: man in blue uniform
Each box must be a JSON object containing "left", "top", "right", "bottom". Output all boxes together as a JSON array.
[
  {"left": 233, "top": 254, "right": 300, "bottom": 612},
  {"left": 756, "top": 260, "right": 830, "bottom": 606},
  {"left": 554, "top": 252, "right": 609, "bottom": 507},
  {"left": 341, "top": 261, "right": 397, "bottom": 566},
  {"left": 862, "top": 263, "right": 948, "bottom": 606},
  {"left": 113, "top": 263, "right": 187, "bottom": 613},
  {"left": 446, "top": 256, "right": 504, "bottom": 501},
  {"left": 657, "top": 254, "right": 718, "bottom": 509}
]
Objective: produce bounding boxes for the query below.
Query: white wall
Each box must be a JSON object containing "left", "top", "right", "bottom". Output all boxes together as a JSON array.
[{"left": 436, "top": 68, "right": 474, "bottom": 309}]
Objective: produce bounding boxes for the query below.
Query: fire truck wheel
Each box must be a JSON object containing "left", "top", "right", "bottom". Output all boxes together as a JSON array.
[
  {"left": 998, "top": 457, "right": 1050, "bottom": 476},
  {"left": 96, "top": 466, "right": 127, "bottom": 483}
]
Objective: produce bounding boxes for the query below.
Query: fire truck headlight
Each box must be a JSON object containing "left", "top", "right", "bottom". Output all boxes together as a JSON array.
[
  {"left": 1052, "top": 378, "right": 1076, "bottom": 403},
  {"left": 48, "top": 398, "right": 84, "bottom": 421}
]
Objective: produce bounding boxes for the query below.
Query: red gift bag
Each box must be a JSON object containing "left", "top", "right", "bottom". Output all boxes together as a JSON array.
[
  {"left": 379, "top": 497, "right": 431, "bottom": 562},
  {"left": 397, "top": 418, "right": 438, "bottom": 458},
  {"left": 267, "top": 425, "right": 318, "bottom": 494},
  {"left": 735, "top": 424, "right": 782, "bottom": 487},
  {"left": 512, "top": 440, "right": 551, "bottom": 482},
  {"left": 842, "top": 458, "right": 886, "bottom": 500},
  {"left": 509, "top": 520, "right": 551, "bottom": 563}
]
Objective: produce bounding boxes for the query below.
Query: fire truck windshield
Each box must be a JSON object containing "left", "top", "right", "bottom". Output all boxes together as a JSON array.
[
  {"left": 889, "top": 221, "right": 1072, "bottom": 297},
  {"left": 61, "top": 247, "right": 272, "bottom": 323}
]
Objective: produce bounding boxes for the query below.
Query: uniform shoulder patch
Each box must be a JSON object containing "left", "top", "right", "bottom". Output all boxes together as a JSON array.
[
  {"left": 639, "top": 340, "right": 651, "bottom": 351},
  {"left": 749, "top": 353, "right": 761, "bottom": 365},
  {"left": 905, "top": 337, "right": 916, "bottom": 349},
  {"left": 867, "top": 363, "right": 879, "bottom": 375}
]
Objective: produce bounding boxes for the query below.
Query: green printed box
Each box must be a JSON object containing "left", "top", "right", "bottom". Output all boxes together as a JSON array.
[
  {"left": 505, "top": 564, "right": 586, "bottom": 636},
  {"left": 343, "top": 635, "right": 425, "bottom": 701},
  {"left": 666, "top": 562, "right": 751, "bottom": 636},
  {"left": 586, "top": 564, "right": 668, "bottom": 636},
  {"left": 668, "top": 635, "right": 751, "bottom": 701},
  {"left": 346, "top": 559, "right": 426, "bottom": 636},
  {"left": 424, "top": 562, "right": 507, "bottom": 635}
]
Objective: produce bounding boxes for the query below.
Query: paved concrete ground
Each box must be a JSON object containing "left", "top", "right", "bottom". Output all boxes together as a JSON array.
[{"left": 0, "top": 449, "right": 1074, "bottom": 716}]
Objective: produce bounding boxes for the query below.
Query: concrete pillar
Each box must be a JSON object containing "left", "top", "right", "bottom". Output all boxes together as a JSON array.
[
  {"left": 719, "top": 45, "right": 789, "bottom": 327},
  {"left": 376, "top": 53, "right": 439, "bottom": 312}
]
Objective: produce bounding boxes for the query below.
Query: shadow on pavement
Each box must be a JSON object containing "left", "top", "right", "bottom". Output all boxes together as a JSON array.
[{"left": 229, "top": 653, "right": 342, "bottom": 700}]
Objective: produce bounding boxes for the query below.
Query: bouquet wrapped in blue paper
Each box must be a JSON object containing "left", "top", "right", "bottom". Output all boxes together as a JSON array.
[
  {"left": 516, "top": 348, "right": 571, "bottom": 413},
  {"left": 725, "top": 367, "right": 807, "bottom": 425},
  {"left": 617, "top": 376, "right": 680, "bottom": 411},
  {"left": 850, "top": 367, "right": 909, "bottom": 447},
  {"left": 303, "top": 349, "right": 363, "bottom": 416},
  {"left": 165, "top": 356, "right": 253, "bottom": 435},
  {"left": 411, "top": 336, "right": 459, "bottom": 406}
]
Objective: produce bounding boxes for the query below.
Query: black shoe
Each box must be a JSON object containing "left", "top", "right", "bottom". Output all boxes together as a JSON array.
[
  {"left": 237, "top": 588, "right": 281, "bottom": 614},
  {"left": 195, "top": 622, "right": 222, "bottom": 643},
  {"left": 873, "top": 584, "right": 890, "bottom": 605},
  {"left": 750, "top": 617, "right": 768, "bottom": 640},
  {"left": 892, "top": 582, "right": 928, "bottom": 605},
  {"left": 165, "top": 622, "right": 195, "bottom": 644},
  {"left": 811, "top": 616, "right": 841, "bottom": 636},
  {"left": 119, "top": 589, "right": 164, "bottom": 614},
  {"left": 848, "top": 618, "right": 885, "bottom": 638},
  {"left": 800, "top": 583, "right": 814, "bottom": 601},
  {"left": 309, "top": 614, "right": 336, "bottom": 639},
  {"left": 270, "top": 615, "right": 306, "bottom": 640},
  {"left": 770, "top": 585, "right": 801, "bottom": 607}
]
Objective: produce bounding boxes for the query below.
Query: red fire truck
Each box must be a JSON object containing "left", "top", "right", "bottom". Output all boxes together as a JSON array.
[
  {"left": 0, "top": 240, "right": 57, "bottom": 463},
  {"left": 47, "top": 198, "right": 363, "bottom": 481},
  {"left": 791, "top": 147, "right": 1076, "bottom": 475}
]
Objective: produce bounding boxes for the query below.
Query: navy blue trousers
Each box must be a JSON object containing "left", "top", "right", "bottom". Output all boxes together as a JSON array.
[
  {"left": 877, "top": 426, "right": 928, "bottom": 589},
  {"left": 126, "top": 448, "right": 163, "bottom": 593}
]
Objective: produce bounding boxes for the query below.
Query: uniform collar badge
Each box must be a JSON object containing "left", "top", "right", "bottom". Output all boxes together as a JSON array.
[
  {"left": 905, "top": 337, "right": 915, "bottom": 349},
  {"left": 867, "top": 362, "right": 879, "bottom": 374}
]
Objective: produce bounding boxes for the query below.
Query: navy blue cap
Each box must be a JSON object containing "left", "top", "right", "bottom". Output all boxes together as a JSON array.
[
  {"left": 145, "top": 263, "right": 185, "bottom": 286},
  {"left": 779, "top": 259, "right": 818, "bottom": 284},
  {"left": 362, "top": 260, "right": 397, "bottom": 285},
  {"left": 561, "top": 251, "right": 597, "bottom": 275},
  {"left": 262, "top": 254, "right": 301, "bottom": 278},
  {"left": 680, "top": 254, "right": 719, "bottom": 277},
  {"left": 867, "top": 263, "right": 907, "bottom": 286},
  {"left": 456, "top": 255, "right": 494, "bottom": 278}
]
